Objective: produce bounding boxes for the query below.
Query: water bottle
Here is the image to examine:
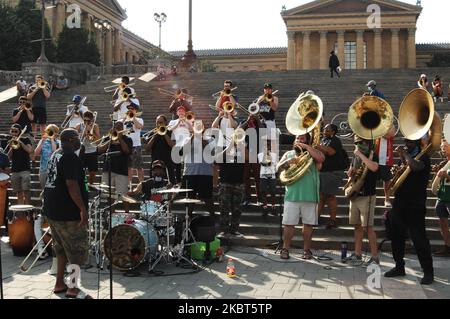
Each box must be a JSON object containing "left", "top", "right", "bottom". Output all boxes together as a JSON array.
[
  {"left": 216, "top": 247, "right": 224, "bottom": 262},
  {"left": 226, "top": 258, "right": 236, "bottom": 278},
  {"left": 341, "top": 242, "right": 348, "bottom": 262}
]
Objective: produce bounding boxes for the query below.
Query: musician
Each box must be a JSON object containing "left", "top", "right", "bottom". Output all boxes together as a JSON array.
[
  {"left": 182, "top": 121, "right": 215, "bottom": 219},
  {"left": 418, "top": 74, "right": 429, "bottom": 90},
  {"left": 316, "top": 124, "right": 346, "bottom": 229},
  {"left": 97, "top": 121, "right": 133, "bottom": 213},
  {"left": 12, "top": 97, "right": 34, "bottom": 135},
  {"left": 432, "top": 75, "right": 444, "bottom": 103},
  {"left": 215, "top": 134, "right": 247, "bottom": 238},
  {"left": 113, "top": 87, "right": 139, "bottom": 122},
  {"left": 64, "top": 95, "right": 88, "bottom": 129},
  {"left": 214, "top": 80, "right": 238, "bottom": 112},
  {"left": 16, "top": 76, "right": 27, "bottom": 97},
  {"left": 144, "top": 115, "right": 177, "bottom": 184},
  {"left": 54, "top": 75, "right": 68, "bottom": 90},
  {"left": 27, "top": 75, "right": 50, "bottom": 136},
  {"left": 345, "top": 136, "right": 380, "bottom": 265},
  {"left": 35, "top": 124, "right": 60, "bottom": 188},
  {"left": 277, "top": 134, "right": 325, "bottom": 260},
  {"left": 7, "top": 124, "right": 33, "bottom": 205},
  {"left": 258, "top": 141, "right": 279, "bottom": 215},
  {"left": 256, "top": 83, "right": 279, "bottom": 141},
  {"left": 128, "top": 160, "right": 170, "bottom": 202},
  {"left": 431, "top": 140, "right": 450, "bottom": 257},
  {"left": 239, "top": 113, "right": 264, "bottom": 206},
  {"left": 75, "top": 111, "right": 100, "bottom": 185},
  {"left": 375, "top": 125, "right": 396, "bottom": 207},
  {"left": 121, "top": 103, "right": 144, "bottom": 186},
  {"left": 169, "top": 88, "right": 192, "bottom": 116},
  {"left": 43, "top": 129, "right": 92, "bottom": 299},
  {"left": 112, "top": 76, "right": 135, "bottom": 100},
  {"left": 168, "top": 106, "right": 192, "bottom": 147},
  {"left": 366, "top": 80, "right": 385, "bottom": 99},
  {"left": 384, "top": 139, "right": 434, "bottom": 285}
]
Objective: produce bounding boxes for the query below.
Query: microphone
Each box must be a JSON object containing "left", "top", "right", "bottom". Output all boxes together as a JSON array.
[{"left": 99, "top": 151, "right": 122, "bottom": 158}]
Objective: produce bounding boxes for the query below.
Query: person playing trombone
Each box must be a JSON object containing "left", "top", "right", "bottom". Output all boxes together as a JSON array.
[
  {"left": 169, "top": 88, "right": 192, "bottom": 117},
  {"left": 63, "top": 95, "right": 88, "bottom": 129},
  {"left": 75, "top": 111, "right": 100, "bottom": 185},
  {"left": 27, "top": 75, "right": 50, "bottom": 137},
  {"left": 256, "top": 83, "right": 279, "bottom": 141},
  {"left": 12, "top": 96, "right": 34, "bottom": 140},
  {"left": 214, "top": 80, "right": 238, "bottom": 112},
  {"left": 35, "top": 124, "right": 60, "bottom": 188},
  {"left": 113, "top": 87, "right": 138, "bottom": 122},
  {"left": 112, "top": 76, "right": 135, "bottom": 101}
]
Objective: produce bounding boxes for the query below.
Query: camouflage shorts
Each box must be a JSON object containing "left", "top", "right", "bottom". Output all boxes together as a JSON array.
[
  {"left": 219, "top": 183, "right": 244, "bottom": 232},
  {"left": 48, "top": 218, "right": 89, "bottom": 265}
]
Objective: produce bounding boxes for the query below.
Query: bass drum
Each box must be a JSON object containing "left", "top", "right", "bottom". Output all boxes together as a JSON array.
[{"left": 104, "top": 220, "right": 158, "bottom": 271}]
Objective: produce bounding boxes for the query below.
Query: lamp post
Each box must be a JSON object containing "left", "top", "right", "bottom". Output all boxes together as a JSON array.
[
  {"left": 182, "top": 0, "right": 196, "bottom": 68},
  {"left": 36, "top": 0, "right": 56, "bottom": 63},
  {"left": 94, "top": 19, "right": 112, "bottom": 79},
  {"left": 153, "top": 12, "right": 167, "bottom": 49}
]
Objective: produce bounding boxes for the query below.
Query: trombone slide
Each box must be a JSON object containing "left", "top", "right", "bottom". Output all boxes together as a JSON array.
[{"left": 19, "top": 228, "right": 52, "bottom": 273}]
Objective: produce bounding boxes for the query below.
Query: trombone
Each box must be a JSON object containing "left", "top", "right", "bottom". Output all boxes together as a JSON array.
[
  {"left": 81, "top": 111, "right": 98, "bottom": 145},
  {"left": 104, "top": 82, "right": 135, "bottom": 93},
  {"left": 19, "top": 228, "right": 52, "bottom": 273},
  {"left": 186, "top": 111, "right": 195, "bottom": 122},
  {"left": 158, "top": 88, "right": 194, "bottom": 100},
  {"left": 37, "top": 80, "right": 50, "bottom": 90},
  {"left": 61, "top": 97, "right": 87, "bottom": 129},
  {"left": 6, "top": 127, "right": 27, "bottom": 151},
  {"left": 142, "top": 125, "right": 167, "bottom": 140},
  {"left": 212, "top": 87, "right": 238, "bottom": 99},
  {"left": 264, "top": 90, "right": 279, "bottom": 103}
]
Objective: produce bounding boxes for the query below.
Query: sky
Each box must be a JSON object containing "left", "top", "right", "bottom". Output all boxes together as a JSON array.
[{"left": 117, "top": 0, "right": 449, "bottom": 52}]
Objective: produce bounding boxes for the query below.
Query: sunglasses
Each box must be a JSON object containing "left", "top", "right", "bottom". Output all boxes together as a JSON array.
[
  {"left": 84, "top": 119, "right": 92, "bottom": 123},
  {"left": 10, "top": 130, "right": 19, "bottom": 134}
]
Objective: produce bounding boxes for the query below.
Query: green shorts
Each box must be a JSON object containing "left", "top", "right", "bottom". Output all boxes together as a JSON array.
[{"left": 48, "top": 218, "right": 88, "bottom": 265}]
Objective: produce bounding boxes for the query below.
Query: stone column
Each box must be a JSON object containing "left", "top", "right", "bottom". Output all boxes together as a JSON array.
[
  {"left": 374, "top": 29, "right": 382, "bottom": 69},
  {"left": 83, "top": 13, "right": 92, "bottom": 35},
  {"left": 319, "top": 31, "right": 328, "bottom": 70},
  {"left": 114, "top": 30, "right": 122, "bottom": 64},
  {"left": 337, "top": 30, "right": 345, "bottom": 69},
  {"left": 96, "top": 28, "right": 103, "bottom": 62},
  {"left": 391, "top": 28, "right": 400, "bottom": 69},
  {"left": 287, "top": 31, "right": 296, "bottom": 70},
  {"left": 407, "top": 28, "right": 417, "bottom": 69},
  {"left": 105, "top": 30, "right": 113, "bottom": 66},
  {"left": 55, "top": 1, "right": 66, "bottom": 36},
  {"left": 356, "top": 30, "right": 365, "bottom": 69},
  {"left": 302, "top": 31, "right": 311, "bottom": 70}
]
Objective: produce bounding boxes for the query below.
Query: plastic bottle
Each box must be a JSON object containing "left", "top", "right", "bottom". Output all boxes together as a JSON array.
[
  {"left": 216, "top": 247, "right": 224, "bottom": 262},
  {"left": 341, "top": 242, "right": 348, "bottom": 262},
  {"left": 226, "top": 258, "right": 236, "bottom": 278}
]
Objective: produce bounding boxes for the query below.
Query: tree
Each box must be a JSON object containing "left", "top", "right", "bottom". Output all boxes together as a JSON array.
[
  {"left": 15, "top": 0, "right": 56, "bottom": 62},
  {"left": 427, "top": 53, "right": 450, "bottom": 67},
  {"left": 56, "top": 26, "right": 100, "bottom": 65}
]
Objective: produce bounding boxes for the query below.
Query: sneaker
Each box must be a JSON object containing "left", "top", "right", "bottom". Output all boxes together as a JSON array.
[
  {"left": 433, "top": 246, "right": 450, "bottom": 257},
  {"left": 364, "top": 256, "right": 380, "bottom": 266},
  {"left": 421, "top": 272, "right": 434, "bottom": 285},
  {"left": 384, "top": 267, "right": 406, "bottom": 278},
  {"left": 229, "top": 231, "right": 244, "bottom": 238},
  {"left": 384, "top": 201, "right": 392, "bottom": 208},
  {"left": 343, "top": 253, "right": 362, "bottom": 264}
]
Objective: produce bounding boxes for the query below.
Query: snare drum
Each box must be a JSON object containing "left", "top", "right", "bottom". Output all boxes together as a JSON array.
[
  {"left": 104, "top": 219, "right": 158, "bottom": 270},
  {"left": 0, "top": 173, "right": 9, "bottom": 227},
  {"left": 8, "top": 205, "right": 35, "bottom": 256}
]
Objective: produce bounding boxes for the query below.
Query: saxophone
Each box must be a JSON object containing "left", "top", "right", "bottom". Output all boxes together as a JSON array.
[{"left": 344, "top": 151, "right": 374, "bottom": 199}]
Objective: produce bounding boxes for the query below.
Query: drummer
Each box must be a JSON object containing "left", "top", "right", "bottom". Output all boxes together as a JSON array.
[{"left": 128, "top": 160, "right": 171, "bottom": 202}]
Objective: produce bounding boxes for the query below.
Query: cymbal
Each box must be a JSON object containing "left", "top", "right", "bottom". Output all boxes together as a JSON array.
[
  {"left": 173, "top": 198, "right": 203, "bottom": 205},
  {"left": 89, "top": 183, "right": 116, "bottom": 191},
  {"left": 157, "top": 188, "right": 193, "bottom": 194},
  {"left": 120, "top": 194, "right": 140, "bottom": 204}
]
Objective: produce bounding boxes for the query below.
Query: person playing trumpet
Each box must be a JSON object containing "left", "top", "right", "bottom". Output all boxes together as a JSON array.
[
  {"left": 75, "top": 111, "right": 100, "bottom": 185},
  {"left": 7, "top": 124, "right": 34, "bottom": 205},
  {"left": 35, "top": 125, "right": 60, "bottom": 188},
  {"left": 27, "top": 75, "right": 50, "bottom": 137},
  {"left": 121, "top": 103, "right": 144, "bottom": 187},
  {"left": 12, "top": 96, "right": 34, "bottom": 139},
  {"left": 168, "top": 106, "right": 193, "bottom": 148},
  {"left": 256, "top": 83, "right": 279, "bottom": 143}
]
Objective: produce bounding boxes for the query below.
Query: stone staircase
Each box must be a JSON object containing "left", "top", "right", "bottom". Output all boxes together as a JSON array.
[{"left": 1, "top": 68, "right": 450, "bottom": 251}]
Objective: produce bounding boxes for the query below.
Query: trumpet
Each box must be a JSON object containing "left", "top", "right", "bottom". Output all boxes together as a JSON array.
[
  {"left": 104, "top": 82, "right": 135, "bottom": 93},
  {"left": 264, "top": 90, "right": 279, "bottom": 103},
  {"left": 185, "top": 111, "right": 196, "bottom": 122},
  {"left": 37, "top": 80, "right": 49, "bottom": 90},
  {"left": 212, "top": 87, "right": 238, "bottom": 99},
  {"left": 43, "top": 127, "right": 58, "bottom": 139},
  {"left": 225, "top": 128, "right": 246, "bottom": 144},
  {"left": 143, "top": 125, "right": 168, "bottom": 140},
  {"left": 6, "top": 127, "right": 27, "bottom": 151},
  {"left": 111, "top": 128, "right": 132, "bottom": 141},
  {"left": 20, "top": 101, "right": 32, "bottom": 111}
]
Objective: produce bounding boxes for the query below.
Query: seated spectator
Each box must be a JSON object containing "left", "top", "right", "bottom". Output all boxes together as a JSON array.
[
  {"left": 54, "top": 75, "right": 68, "bottom": 90},
  {"left": 16, "top": 76, "right": 27, "bottom": 97},
  {"left": 171, "top": 65, "right": 178, "bottom": 76}
]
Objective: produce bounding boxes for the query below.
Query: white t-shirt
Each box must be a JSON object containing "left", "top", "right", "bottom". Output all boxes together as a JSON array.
[
  {"left": 169, "top": 119, "right": 191, "bottom": 147},
  {"left": 258, "top": 152, "right": 278, "bottom": 179},
  {"left": 121, "top": 118, "right": 144, "bottom": 147},
  {"left": 67, "top": 104, "right": 88, "bottom": 129},
  {"left": 17, "top": 80, "right": 27, "bottom": 91},
  {"left": 217, "top": 118, "right": 234, "bottom": 148},
  {"left": 378, "top": 137, "right": 388, "bottom": 166}
]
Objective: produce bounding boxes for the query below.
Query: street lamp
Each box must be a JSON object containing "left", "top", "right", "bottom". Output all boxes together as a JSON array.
[
  {"left": 154, "top": 12, "right": 167, "bottom": 48},
  {"left": 94, "top": 19, "right": 112, "bottom": 79},
  {"left": 36, "top": 0, "right": 56, "bottom": 63}
]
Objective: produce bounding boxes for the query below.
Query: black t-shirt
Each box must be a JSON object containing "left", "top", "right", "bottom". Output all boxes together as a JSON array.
[
  {"left": 259, "top": 101, "right": 275, "bottom": 121},
  {"left": 396, "top": 154, "right": 431, "bottom": 204},
  {"left": 141, "top": 178, "right": 169, "bottom": 202},
  {"left": 43, "top": 148, "right": 89, "bottom": 221},
  {"left": 11, "top": 137, "right": 31, "bottom": 173},
  {"left": 219, "top": 153, "right": 245, "bottom": 184},
  {"left": 357, "top": 153, "right": 379, "bottom": 197},
  {"left": 102, "top": 136, "right": 133, "bottom": 176},
  {"left": 321, "top": 136, "right": 344, "bottom": 172},
  {"left": 28, "top": 86, "right": 46, "bottom": 109},
  {"left": 12, "top": 109, "right": 33, "bottom": 133},
  {"left": 150, "top": 133, "right": 173, "bottom": 166},
  {"left": 0, "top": 152, "right": 10, "bottom": 170}
]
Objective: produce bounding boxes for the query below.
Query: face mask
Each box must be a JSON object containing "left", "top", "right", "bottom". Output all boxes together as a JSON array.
[{"left": 154, "top": 176, "right": 163, "bottom": 182}]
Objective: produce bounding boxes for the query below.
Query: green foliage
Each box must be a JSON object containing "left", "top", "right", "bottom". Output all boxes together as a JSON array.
[
  {"left": 199, "top": 60, "right": 216, "bottom": 72},
  {"left": 427, "top": 52, "right": 450, "bottom": 67},
  {"left": 56, "top": 26, "right": 100, "bottom": 65}
]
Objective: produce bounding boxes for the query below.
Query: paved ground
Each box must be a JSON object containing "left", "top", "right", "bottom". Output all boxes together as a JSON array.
[{"left": 1, "top": 237, "right": 449, "bottom": 299}]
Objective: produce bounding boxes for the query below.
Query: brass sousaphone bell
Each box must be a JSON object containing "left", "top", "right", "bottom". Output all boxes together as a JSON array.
[{"left": 280, "top": 92, "right": 323, "bottom": 186}]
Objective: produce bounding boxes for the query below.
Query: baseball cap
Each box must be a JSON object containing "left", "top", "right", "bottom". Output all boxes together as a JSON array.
[
  {"left": 366, "top": 80, "right": 376, "bottom": 87},
  {"left": 72, "top": 95, "right": 82, "bottom": 103},
  {"left": 264, "top": 83, "right": 273, "bottom": 89}
]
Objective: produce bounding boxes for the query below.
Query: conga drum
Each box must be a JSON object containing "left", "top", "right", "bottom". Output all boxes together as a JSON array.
[
  {"left": 8, "top": 205, "right": 35, "bottom": 256},
  {"left": 0, "top": 173, "right": 9, "bottom": 227}
]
